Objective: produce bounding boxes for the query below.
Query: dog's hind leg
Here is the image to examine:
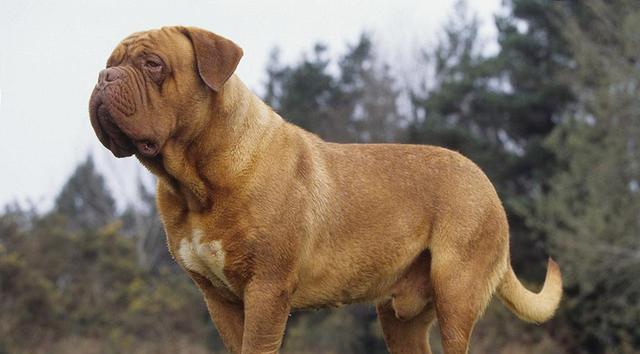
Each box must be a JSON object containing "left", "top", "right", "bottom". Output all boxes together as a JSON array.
[
  {"left": 429, "top": 212, "right": 509, "bottom": 354},
  {"left": 377, "top": 299, "right": 436, "bottom": 354},
  {"left": 377, "top": 251, "right": 436, "bottom": 354}
]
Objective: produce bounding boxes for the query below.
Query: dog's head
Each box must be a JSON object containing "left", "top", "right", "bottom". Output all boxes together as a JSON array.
[{"left": 89, "top": 26, "right": 243, "bottom": 158}]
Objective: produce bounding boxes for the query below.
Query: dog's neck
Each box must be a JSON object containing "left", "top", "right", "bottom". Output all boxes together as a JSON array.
[{"left": 139, "top": 75, "right": 284, "bottom": 212}]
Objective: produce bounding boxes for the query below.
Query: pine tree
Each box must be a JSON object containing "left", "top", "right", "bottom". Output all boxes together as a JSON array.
[
  {"left": 264, "top": 34, "right": 402, "bottom": 144},
  {"left": 121, "top": 179, "right": 172, "bottom": 272},
  {"left": 53, "top": 156, "right": 116, "bottom": 230},
  {"left": 535, "top": 1, "right": 640, "bottom": 351},
  {"left": 264, "top": 43, "right": 346, "bottom": 140},
  {"left": 337, "top": 33, "right": 403, "bottom": 143},
  {"left": 409, "top": 0, "right": 575, "bottom": 276}
]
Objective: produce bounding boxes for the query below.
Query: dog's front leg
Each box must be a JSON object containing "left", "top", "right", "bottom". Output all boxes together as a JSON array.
[
  {"left": 241, "top": 279, "right": 293, "bottom": 354},
  {"left": 188, "top": 272, "right": 245, "bottom": 354}
]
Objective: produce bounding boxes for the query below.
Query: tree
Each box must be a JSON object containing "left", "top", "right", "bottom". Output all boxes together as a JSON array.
[
  {"left": 409, "top": 0, "right": 575, "bottom": 276},
  {"left": 0, "top": 206, "right": 63, "bottom": 352},
  {"left": 53, "top": 156, "right": 116, "bottom": 231},
  {"left": 264, "top": 34, "right": 403, "bottom": 143},
  {"left": 0, "top": 172, "right": 218, "bottom": 353},
  {"left": 121, "top": 179, "right": 172, "bottom": 273},
  {"left": 265, "top": 44, "right": 347, "bottom": 141},
  {"left": 336, "top": 33, "right": 404, "bottom": 143},
  {"left": 534, "top": 1, "right": 640, "bottom": 352},
  {"left": 408, "top": 0, "right": 511, "bottom": 183}
]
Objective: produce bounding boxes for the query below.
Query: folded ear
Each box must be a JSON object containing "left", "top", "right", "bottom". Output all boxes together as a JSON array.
[{"left": 179, "top": 27, "right": 243, "bottom": 92}]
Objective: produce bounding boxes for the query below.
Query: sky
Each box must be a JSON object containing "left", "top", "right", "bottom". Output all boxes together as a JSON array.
[{"left": 0, "top": 0, "right": 501, "bottom": 210}]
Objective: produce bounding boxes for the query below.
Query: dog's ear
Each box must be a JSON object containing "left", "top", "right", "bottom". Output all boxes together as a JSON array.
[{"left": 179, "top": 27, "right": 243, "bottom": 92}]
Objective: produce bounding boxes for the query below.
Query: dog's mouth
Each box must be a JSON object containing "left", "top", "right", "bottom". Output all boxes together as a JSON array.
[
  {"left": 90, "top": 94, "right": 159, "bottom": 158},
  {"left": 95, "top": 104, "right": 136, "bottom": 157}
]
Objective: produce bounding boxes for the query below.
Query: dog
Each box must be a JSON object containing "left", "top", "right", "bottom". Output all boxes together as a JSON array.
[{"left": 89, "top": 26, "right": 562, "bottom": 354}]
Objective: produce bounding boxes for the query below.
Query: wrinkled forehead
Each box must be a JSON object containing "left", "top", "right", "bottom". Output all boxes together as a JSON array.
[{"left": 106, "top": 27, "right": 193, "bottom": 67}]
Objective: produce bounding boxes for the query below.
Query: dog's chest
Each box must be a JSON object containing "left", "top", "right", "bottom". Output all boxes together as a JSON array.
[{"left": 177, "top": 228, "right": 231, "bottom": 289}]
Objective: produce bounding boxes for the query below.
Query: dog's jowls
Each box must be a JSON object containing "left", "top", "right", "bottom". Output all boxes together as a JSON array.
[{"left": 89, "top": 26, "right": 562, "bottom": 354}]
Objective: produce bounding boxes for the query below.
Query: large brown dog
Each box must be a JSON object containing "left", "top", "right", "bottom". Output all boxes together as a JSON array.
[{"left": 89, "top": 26, "right": 562, "bottom": 354}]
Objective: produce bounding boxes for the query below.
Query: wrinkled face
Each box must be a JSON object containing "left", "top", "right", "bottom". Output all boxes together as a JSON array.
[{"left": 89, "top": 26, "right": 243, "bottom": 158}]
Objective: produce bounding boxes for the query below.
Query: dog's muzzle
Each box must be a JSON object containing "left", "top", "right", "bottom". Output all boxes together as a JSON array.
[{"left": 89, "top": 68, "right": 159, "bottom": 158}]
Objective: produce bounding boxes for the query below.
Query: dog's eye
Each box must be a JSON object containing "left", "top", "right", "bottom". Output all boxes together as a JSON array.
[
  {"left": 141, "top": 56, "right": 167, "bottom": 85},
  {"left": 144, "top": 60, "right": 162, "bottom": 70}
]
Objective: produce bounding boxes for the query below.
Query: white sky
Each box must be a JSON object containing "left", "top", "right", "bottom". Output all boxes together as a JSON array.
[{"left": 0, "top": 0, "right": 501, "bottom": 210}]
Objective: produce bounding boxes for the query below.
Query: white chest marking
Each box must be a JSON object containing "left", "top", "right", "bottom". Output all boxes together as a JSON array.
[{"left": 178, "top": 229, "right": 230, "bottom": 288}]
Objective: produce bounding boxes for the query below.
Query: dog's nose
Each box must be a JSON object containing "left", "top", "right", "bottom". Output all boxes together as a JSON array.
[{"left": 97, "top": 68, "right": 124, "bottom": 89}]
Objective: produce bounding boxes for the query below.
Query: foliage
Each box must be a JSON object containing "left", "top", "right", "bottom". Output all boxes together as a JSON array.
[
  {"left": 265, "top": 33, "right": 404, "bottom": 143},
  {"left": 532, "top": 1, "right": 640, "bottom": 352},
  {"left": 409, "top": 0, "right": 575, "bottom": 276},
  {"left": 0, "top": 186, "right": 219, "bottom": 353},
  {"left": 54, "top": 156, "right": 116, "bottom": 231}
]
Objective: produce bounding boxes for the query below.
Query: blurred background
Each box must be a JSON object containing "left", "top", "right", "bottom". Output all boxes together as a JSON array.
[{"left": 1, "top": 0, "right": 639, "bottom": 353}]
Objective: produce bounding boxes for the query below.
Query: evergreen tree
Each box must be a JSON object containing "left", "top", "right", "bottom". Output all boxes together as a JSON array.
[
  {"left": 265, "top": 44, "right": 346, "bottom": 140},
  {"left": 337, "top": 33, "right": 404, "bottom": 142},
  {"left": 264, "top": 34, "right": 402, "bottom": 143},
  {"left": 409, "top": 0, "right": 510, "bottom": 182},
  {"left": 1, "top": 172, "right": 217, "bottom": 353},
  {"left": 535, "top": 1, "right": 640, "bottom": 352},
  {"left": 409, "top": 0, "right": 575, "bottom": 275},
  {"left": 53, "top": 156, "right": 116, "bottom": 230},
  {"left": 121, "top": 179, "right": 171, "bottom": 273}
]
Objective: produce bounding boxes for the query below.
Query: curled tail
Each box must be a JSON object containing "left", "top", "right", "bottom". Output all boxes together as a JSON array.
[{"left": 497, "top": 258, "right": 563, "bottom": 324}]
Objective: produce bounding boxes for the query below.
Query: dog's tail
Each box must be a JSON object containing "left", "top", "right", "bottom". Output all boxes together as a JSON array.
[{"left": 497, "top": 258, "right": 562, "bottom": 323}]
